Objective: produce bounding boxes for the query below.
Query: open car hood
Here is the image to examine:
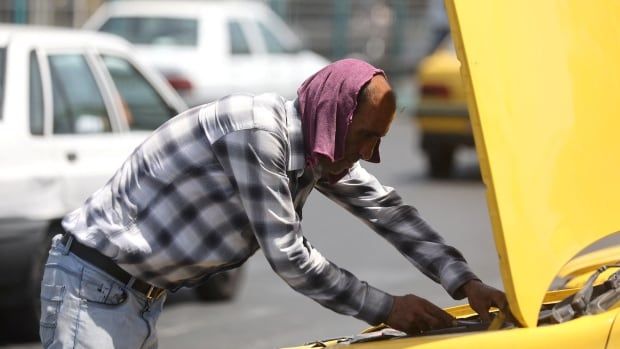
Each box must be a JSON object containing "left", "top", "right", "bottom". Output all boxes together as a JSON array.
[
  {"left": 282, "top": 1, "right": 620, "bottom": 347},
  {"left": 447, "top": 0, "right": 620, "bottom": 327}
]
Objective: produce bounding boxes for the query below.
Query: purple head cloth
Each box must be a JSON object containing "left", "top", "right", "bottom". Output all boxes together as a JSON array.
[{"left": 297, "top": 58, "right": 385, "bottom": 168}]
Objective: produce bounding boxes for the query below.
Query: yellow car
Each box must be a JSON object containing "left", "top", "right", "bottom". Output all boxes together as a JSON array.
[
  {"left": 285, "top": 1, "right": 620, "bottom": 347},
  {"left": 415, "top": 36, "right": 472, "bottom": 178}
]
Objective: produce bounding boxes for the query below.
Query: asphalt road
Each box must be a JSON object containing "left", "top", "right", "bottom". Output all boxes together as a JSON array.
[{"left": 3, "top": 115, "right": 500, "bottom": 349}]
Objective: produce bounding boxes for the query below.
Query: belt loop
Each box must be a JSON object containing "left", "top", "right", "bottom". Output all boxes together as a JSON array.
[
  {"left": 62, "top": 235, "right": 74, "bottom": 255},
  {"left": 126, "top": 277, "right": 136, "bottom": 288}
]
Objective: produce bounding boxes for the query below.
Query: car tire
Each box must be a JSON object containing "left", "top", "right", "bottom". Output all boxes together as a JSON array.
[
  {"left": 428, "top": 144, "right": 455, "bottom": 178},
  {"left": 194, "top": 268, "right": 244, "bottom": 302}
]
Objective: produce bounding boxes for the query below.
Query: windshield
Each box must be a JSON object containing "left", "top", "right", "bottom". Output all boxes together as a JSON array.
[
  {"left": 100, "top": 17, "right": 198, "bottom": 47},
  {"left": 0, "top": 48, "right": 5, "bottom": 120}
]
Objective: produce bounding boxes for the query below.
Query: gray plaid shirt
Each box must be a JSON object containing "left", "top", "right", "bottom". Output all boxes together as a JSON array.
[{"left": 63, "top": 93, "right": 477, "bottom": 325}]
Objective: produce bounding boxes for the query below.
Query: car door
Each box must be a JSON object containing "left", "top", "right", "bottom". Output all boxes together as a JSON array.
[{"left": 40, "top": 49, "right": 144, "bottom": 211}]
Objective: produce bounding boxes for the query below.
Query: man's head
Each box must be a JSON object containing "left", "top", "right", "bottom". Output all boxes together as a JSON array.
[
  {"left": 296, "top": 59, "right": 395, "bottom": 179},
  {"left": 319, "top": 75, "right": 396, "bottom": 175}
]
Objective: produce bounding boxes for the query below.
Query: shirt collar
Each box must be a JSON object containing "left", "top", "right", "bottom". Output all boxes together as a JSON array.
[{"left": 285, "top": 99, "right": 305, "bottom": 176}]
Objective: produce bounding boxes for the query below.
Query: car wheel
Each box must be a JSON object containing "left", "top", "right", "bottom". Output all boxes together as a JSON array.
[
  {"left": 194, "top": 268, "right": 244, "bottom": 302},
  {"left": 428, "top": 144, "right": 455, "bottom": 178}
]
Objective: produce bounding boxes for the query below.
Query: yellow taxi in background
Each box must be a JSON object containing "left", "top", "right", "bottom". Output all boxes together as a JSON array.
[
  {"left": 284, "top": 1, "right": 620, "bottom": 347},
  {"left": 415, "top": 36, "right": 472, "bottom": 178}
]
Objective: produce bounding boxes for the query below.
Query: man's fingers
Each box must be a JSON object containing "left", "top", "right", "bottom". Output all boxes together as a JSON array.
[
  {"left": 477, "top": 303, "right": 492, "bottom": 323},
  {"left": 460, "top": 280, "right": 509, "bottom": 325},
  {"left": 419, "top": 312, "right": 442, "bottom": 330},
  {"left": 424, "top": 302, "right": 455, "bottom": 327},
  {"left": 479, "top": 311, "right": 492, "bottom": 323},
  {"left": 387, "top": 294, "right": 459, "bottom": 335},
  {"left": 495, "top": 294, "right": 508, "bottom": 310},
  {"left": 412, "top": 316, "right": 430, "bottom": 333},
  {"left": 438, "top": 308, "right": 456, "bottom": 326}
]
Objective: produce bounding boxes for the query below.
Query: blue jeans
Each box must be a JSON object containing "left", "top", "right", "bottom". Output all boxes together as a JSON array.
[{"left": 39, "top": 234, "right": 166, "bottom": 349}]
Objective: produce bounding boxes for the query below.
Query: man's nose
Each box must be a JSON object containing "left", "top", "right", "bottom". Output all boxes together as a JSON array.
[{"left": 359, "top": 140, "right": 377, "bottom": 161}]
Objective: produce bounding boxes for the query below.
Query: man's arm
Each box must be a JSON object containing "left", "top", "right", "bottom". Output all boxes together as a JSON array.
[
  {"left": 213, "top": 129, "right": 392, "bottom": 325},
  {"left": 316, "top": 162, "right": 507, "bottom": 325},
  {"left": 316, "top": 162, "right": 479, "bottom": 298}
]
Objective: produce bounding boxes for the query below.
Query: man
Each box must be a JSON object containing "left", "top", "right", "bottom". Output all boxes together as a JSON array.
[{"left": 39, "top": 59, "right": 505, "bottom": 348}]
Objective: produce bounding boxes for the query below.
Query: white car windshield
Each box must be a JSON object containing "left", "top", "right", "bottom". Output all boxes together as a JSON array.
[{"left": 100, "top": 17, "right": 198, "bottom": 47}]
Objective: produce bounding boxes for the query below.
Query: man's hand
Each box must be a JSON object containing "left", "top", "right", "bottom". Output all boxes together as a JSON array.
[
  {"left": 385, "top": 294, "right": 455, "bottom": 335},
  {"left": 460, "top": 279, "right": 508, "bottom": 323}
]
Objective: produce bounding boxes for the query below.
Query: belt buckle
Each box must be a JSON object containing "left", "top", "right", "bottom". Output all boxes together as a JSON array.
[{"left": 145, "top": 285, "right": 165, "bottom": 301}]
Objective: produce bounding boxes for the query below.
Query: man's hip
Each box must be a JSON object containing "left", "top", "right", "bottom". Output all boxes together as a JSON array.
[
  {"left": 57, "top": 231, "right": 166, "bottom": 301},
  {"left": 39, "top": 234, "right": 166, "bottom": 348}
]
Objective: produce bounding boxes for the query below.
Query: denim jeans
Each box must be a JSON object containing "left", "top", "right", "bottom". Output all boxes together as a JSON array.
[{"left": 39, "top": 234, "right": 167, "bottom": 349}]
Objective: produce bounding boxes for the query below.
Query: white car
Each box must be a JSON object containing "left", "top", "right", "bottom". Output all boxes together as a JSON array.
[
  {"left": 83, "top": 1, "right": 330, "bottom": 106},
  {"left": 0, "top": 24, "right": 236, "bottom": 341}
]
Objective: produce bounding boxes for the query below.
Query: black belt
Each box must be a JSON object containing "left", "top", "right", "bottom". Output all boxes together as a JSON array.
[{"left": 60, "top": 232, "right": 166, "bottom": 300}]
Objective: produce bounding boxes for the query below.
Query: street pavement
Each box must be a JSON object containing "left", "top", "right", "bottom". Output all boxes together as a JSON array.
[{"left": 2, "top": 115, "right": 498, "bottom": 349}]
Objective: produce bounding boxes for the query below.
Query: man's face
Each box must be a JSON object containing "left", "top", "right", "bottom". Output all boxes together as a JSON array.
[{"left": 320, "top": 76, "right": 396, "bottom": 175}]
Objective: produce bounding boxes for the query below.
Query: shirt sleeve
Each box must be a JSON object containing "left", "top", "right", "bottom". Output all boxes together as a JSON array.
[
  {"left": 213, "top": 129, "right": 393, "bottom": 325},
  {"left": 315, "top": 162, "right": 479, "bottom": 299}
]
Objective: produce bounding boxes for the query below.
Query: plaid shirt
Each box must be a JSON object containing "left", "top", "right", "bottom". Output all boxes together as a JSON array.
[{"left": 63, "top": 93, "right": 477, "bottom": 325}]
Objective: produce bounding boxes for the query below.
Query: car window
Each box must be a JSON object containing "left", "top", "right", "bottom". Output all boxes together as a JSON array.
[
  {"left": 0, "top": 48, "right": 5, "bottom": 121},
  {"left": 228, "top": 20, "right": 251, "bottom": 55},
  {"left": 48, "top": 54, "right": 112, "bottom": 134},
  {"left": 29, "top": 51, "right": 44, "bottom": 135},
  {"left": 257, "top": 21, "right": 298, "bottom": 54},
  {"left": 102, "top": 55, "right": 173, "bottom": 131},
  {"left": 100, "top": 17, "right": 198, "bottom": 47},
  {"left": 257, "top": 22, "right": 286, "bottom": 54}
]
